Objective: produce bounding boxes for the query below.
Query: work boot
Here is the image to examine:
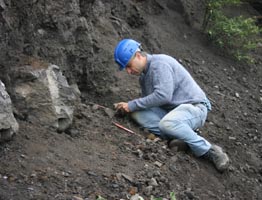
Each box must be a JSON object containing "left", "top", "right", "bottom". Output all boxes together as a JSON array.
[
  {"left": 204, "top": 144, "right": 229, "bottom": 172},
  {"left": 168, "top": 139, "right": 189, "bottom": 152}
]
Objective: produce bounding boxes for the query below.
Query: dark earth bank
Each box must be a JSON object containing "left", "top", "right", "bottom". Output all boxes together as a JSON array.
[{"left": 0, "top": 0, "right": 262, "bottom": 199}]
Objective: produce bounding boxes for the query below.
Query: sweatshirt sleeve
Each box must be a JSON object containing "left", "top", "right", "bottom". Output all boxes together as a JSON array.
[{"left": 128, "top": 63, "right": 175, "bottom": 112}]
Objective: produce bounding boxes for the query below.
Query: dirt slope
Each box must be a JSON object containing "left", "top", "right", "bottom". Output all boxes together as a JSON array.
[{"left": 0, "top": 0, "right": 262, "bottom": 199}]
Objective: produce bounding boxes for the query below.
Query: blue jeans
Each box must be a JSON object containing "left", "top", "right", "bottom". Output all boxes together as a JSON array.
[{"left": 131, "top": 104, "right": 211, "bottom": 157}]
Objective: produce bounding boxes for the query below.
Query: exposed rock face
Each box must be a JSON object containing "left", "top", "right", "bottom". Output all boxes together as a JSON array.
[
  {"left": 0, "top": 80, "right": 19, "bottom": 142},
  {"left": 12, "top": 63, "right": 78, "bottom": 132},
  {"left": 0, "top": 0, "right": 117, "bottom": 104}
]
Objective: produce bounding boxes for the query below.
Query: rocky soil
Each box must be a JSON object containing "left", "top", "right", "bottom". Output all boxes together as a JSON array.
[{"left": 0, "top": 0, "right": 262, "bottom": 199}]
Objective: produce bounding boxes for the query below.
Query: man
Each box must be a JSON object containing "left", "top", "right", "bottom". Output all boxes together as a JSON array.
[{"left": 114, "top": 38, "right": 229, "bottom": 172}]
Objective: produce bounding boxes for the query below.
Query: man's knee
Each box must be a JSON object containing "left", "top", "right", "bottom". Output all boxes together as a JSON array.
[{"left": 159, "top": 118, "right": 182, "bottom": 134}]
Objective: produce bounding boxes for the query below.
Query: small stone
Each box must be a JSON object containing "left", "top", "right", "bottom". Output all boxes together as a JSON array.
[
  {"left": 116, "top": 173, "right": 122, "bottom": 180},
  {"left": 136, "top": 149, "right": 143, "bottom": 158},
  {"left": 87, "top": 171, "right": 97, "bottom": 176},
  {"left": 121, "top": 173, "right": 134, "bottom": 183},
  {"left": 72, "top": 196, "right": 84, "bottom": 200},
  {"left": 104, "top": 108, "right": 115, "bottom": 118},
  {"left": 154, "top": 161, "right": 163, "bottom": 167},
  {"left": 20, "top": 154, "right": 26, "bottom": 158},
  {"left": 144, "top": 186, "right": 153, "bottom": 196},
  {"left": 153, "top": 137, "right": 161, "bottom": 143},
  {"left": 62, "top": 171, "right": 70, "bottom": 177},
  {"left": 130, "top": 194, "right": 144, "bottom": 200},
  {"left": 149, "top": 178, "right": 158, "bottom": 186},
  {"left": 92, "top": 104, "right": 100, "bottom": 110},
  {"left": 37, "top": 29, "right": 45, "bottom": 35},
  {"left": 111, "top": 184, "right": 119, "bottom": 188},
  {"left": 185, "top": 190, "right": 196, "bottom": 199},
  {"left": 235, "top": 142, "right": 242, "bottom": 146}
]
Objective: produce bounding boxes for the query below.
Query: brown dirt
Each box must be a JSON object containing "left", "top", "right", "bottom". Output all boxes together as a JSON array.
[{"left": 0, "top": 0, "right": 262, "bottom": 200}]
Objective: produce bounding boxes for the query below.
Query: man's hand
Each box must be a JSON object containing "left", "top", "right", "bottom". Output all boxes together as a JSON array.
[{"left": 114, "top": 102, "right": 130, "bottom": 113}]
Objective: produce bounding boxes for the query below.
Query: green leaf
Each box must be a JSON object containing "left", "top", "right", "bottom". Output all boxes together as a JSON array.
[
  {"left": 170, "top": 192, "right": 177, "bottom": 200},
  {"left": 96, "top": 195, "right": 106, "bottom": 200}
]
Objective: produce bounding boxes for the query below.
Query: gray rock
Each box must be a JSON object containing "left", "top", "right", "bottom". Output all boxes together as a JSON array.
[
  {"left": 0, "top": 80, "right": 19, "bottom": 142},
  {"left": 0, "top": 0, "right": 6, "bottom": 10},
  {"left": 13, "top": 64, "right": 78, "bottom": 132},
  {"left": 144, "top": 185, "right": 153, "bottom": 196},
  {"left": 149, "top": 178, "right": 158, "bottom": 186}
]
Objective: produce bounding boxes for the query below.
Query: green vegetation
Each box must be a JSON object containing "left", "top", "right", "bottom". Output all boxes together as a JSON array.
[
  {"left": 203, "top": 0, "right": 261, "bottom": 63},
  {"left": 148, "top": 192, "right": 177, "bottom": 200},
  {"left": 96, "top": 196, "right": 106, "bottom": 200}
]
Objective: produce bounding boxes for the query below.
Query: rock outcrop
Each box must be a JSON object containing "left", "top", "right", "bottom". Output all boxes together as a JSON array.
[
  {"left": 12, "top": 63, "right": 78, "bottom": 132},
  {"left": 0, "top": 80, "right": 19, "bottom": 142}
]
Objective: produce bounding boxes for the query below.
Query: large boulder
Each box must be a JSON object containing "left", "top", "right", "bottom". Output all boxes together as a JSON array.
[
  {"left": 13, "top": 63, "right": 79, "bottom": 132},
  {"left": 0, "top": 80, "right": 19, "bottom": 142}
]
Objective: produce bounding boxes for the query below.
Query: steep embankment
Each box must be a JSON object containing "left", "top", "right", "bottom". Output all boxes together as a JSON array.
[{"left": 0, "top": 0, "right": 261, "bottom": 199}]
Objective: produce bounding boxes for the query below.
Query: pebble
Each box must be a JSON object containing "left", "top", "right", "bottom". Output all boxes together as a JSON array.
[
  {"left": 144, "top": 185, "right": 153, "bottom": 196},
  {"left": 72, "top": 196, "right": 84, "bottom": 200},
  {"left": 185, "top": 191, "right": 195, "bottom": 199},
  {"left": 121, "top": 173, "right": 134, "bottom": 183},
  {"left": 67, "top": 129, "right": 79, "bottom": 136},
  {"left": 153, "top": 171, "right": 161, "bottom": 176},
  {"left": 37, "top": 29, "right": 45, "bottom": 35},
  {"left": 111, "top": 184, "right": 119, "bottom": 188},
  {"left": 87, "top": 171, "right": 97, "bottom": 176},
  {"left": 149, "top": 178, "right": 158, "bottom": 186},
  {"left": 91, "top": 104, "right": 100, "bottom": 110},
  {"left": 20, "top": 154, "right": 26, "bottom": 158},
  {"left": 136, "top": 149, "right": 143, "bottom": 158},
  {"left": 163, "top": 176, "right": 169, "bottom": 183},
  {"left": 27, "top": 187, "right": 34, "bottom": 191},
  {"left": 104, "top": 108, "right": 115, "bottom": 118},
  {"left": 235, "top": 142, "right": 242, "bottom": 146},
  {"left": 154, "top": 161, "right": 163, "bottom": 167},
  {"left": 130, "top": 194, "right": 144, "bottom": 200}
]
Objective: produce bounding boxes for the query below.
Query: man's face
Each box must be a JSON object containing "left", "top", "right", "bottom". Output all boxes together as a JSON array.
[{"left": 125, "top": 52, "right": 144, "bottom": 76}]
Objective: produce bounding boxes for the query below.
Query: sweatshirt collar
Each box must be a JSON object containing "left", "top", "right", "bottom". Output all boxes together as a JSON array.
[{"left": 143, "top": 54, "right": 152, "bottom": 75}]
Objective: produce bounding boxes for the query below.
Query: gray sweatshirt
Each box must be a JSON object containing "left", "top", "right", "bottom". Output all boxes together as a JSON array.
[{"left": 128, "top": 54, "right": 211, "bottom": 112}]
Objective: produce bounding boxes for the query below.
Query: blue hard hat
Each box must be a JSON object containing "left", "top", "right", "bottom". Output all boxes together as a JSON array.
[{"left": 114, "top": 39, "right": 141, "bottom": 70}]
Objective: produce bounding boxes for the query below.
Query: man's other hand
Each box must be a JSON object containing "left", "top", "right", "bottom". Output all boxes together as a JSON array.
[{"left": 114, "top": 102, "right": 130, "bottom": 113}]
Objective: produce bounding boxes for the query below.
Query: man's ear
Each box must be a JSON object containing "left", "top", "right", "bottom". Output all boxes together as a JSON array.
[{"left": 136, "top": 51, "right": 142, "bottom": 59}]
